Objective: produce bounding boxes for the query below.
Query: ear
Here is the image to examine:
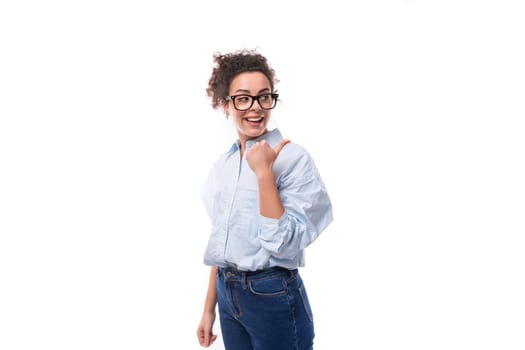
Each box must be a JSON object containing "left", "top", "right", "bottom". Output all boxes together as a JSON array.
[{"left": 221, "top": 100, "right": 229, "bottom": 117}]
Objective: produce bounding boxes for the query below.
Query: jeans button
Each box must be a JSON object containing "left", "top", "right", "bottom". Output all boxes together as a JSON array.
[{"left": 226, "top": 272, "right": 233, "bottom": 277}]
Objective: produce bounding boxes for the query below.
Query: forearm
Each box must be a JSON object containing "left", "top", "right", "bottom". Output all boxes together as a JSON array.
[
  {"left": 257, "top": 171, "right": 285, "bottom": 219},
  {"left": 202, "top": 267, "right": 218, "bottom": 313}
]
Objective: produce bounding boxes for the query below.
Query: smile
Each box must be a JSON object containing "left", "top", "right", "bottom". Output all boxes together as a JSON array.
[{"left": 246, "top": 117, "right": 264, "bottom": 122}]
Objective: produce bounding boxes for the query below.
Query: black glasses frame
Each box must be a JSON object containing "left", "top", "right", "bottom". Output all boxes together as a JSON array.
[{"left": 225, "top": 93, "right": 279, "bottom": 111}]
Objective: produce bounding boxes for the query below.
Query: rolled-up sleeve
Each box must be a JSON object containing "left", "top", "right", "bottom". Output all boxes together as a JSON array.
[{"left": 257, "top": 151, "right": 333, "bottom": 259}]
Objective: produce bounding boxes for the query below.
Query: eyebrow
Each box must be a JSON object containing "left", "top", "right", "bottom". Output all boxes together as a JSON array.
[{"left": 232, "top": 88, "right": 271, "bottom": 95}]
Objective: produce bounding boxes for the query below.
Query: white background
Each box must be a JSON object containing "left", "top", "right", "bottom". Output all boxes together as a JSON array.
[{"left": 1, "top": 1, "right": 524, "bottom": 349}]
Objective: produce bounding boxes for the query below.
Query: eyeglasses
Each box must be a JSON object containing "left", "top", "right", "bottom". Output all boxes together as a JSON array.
[{"left": 225, "top": 93, "right": 279, "bottom": 111}]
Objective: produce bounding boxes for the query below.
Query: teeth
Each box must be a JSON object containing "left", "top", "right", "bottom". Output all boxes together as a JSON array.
[{"left": 247, "top": 117, "right": 263, "bottom": 122}]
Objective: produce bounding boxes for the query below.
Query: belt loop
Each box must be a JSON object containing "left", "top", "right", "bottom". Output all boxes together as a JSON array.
[{"left": 242, "top": 271, "right": 247, "bottom": 289}]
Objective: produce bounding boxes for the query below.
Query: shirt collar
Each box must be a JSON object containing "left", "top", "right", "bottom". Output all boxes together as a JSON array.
[{"left": 228, "top": 128, "right": 283, "bottom": 153}]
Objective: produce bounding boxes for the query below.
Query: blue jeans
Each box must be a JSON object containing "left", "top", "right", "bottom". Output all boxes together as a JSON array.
[{"left": 216, "top": 267, "right": 315, "bottom": 350}]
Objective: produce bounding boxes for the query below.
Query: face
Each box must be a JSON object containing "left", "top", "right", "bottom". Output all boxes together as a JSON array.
[{"left": 223, "top": 71, "right": 273, "bottom": 145}]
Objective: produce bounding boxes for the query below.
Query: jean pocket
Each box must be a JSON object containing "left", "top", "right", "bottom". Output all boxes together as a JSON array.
[
  {"left": 298, "top": 284, "right": 314, "bottom": 322},
  {"left": 248, "top": 276, "right": 287, "bottom": 297}
]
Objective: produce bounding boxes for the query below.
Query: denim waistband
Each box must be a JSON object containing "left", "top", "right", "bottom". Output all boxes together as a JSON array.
[{"left": 218, "top": 266, "right": 298, "bottom": 280}]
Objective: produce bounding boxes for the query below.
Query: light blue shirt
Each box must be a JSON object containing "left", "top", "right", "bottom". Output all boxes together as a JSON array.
[{"left": 201, "top": 129, "right": 333, "bottom": 271}]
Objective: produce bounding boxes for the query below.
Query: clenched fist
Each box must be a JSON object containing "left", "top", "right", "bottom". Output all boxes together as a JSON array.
[{"left": 246, "top": 139, "right": 290, "bottom": 178}]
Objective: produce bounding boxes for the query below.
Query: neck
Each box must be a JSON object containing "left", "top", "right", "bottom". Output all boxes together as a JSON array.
[{"left": 238, "top": 128, "right": 268, "bottom": 157}]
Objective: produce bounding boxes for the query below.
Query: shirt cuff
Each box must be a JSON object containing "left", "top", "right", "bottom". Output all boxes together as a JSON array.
[{"left": 258, "top": 212, "right": 288, "bottom": 253}]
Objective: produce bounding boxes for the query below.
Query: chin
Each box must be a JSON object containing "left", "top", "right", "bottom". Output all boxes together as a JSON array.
[
  {"left": 239, "top": 126, "right": 267, "bottom": 139},
  {"left": 249, "top": 129, "right": 267, "bottom": 138}
]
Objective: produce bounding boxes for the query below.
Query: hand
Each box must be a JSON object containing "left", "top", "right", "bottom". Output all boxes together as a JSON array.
[
  {"left": 246, "top": 139, "right": 290, "bottom": 178},
  {"left": 196, "top": 311, "right": 217, "bottom": 347}
]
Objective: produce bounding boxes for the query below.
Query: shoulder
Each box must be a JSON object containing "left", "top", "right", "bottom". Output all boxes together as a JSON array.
[
  {"left": 274, "top": 141, "right": 316, "bottom": 176},
  {"left": 211, "top": 144, "right": 238, "bottom": 167},
  {"left": 279, "top": 141, "right": 312, "bottom": 162}
]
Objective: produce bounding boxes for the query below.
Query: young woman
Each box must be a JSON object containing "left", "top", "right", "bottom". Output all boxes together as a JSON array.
[{"left": 196, "top": 49, "right": 333, "bottom": 350}]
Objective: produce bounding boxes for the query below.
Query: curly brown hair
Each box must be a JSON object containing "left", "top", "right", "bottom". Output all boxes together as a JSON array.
[{"left": 206, "top": 49, "right": 278, "bottom": 110}]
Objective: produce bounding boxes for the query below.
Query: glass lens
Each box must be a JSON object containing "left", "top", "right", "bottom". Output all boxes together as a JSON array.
[
  {"left": 258, "top": 94, "right": 274, "bottom": 109},
  {"left": 234, "top": 95, "right": 253, "bottom": 110}
]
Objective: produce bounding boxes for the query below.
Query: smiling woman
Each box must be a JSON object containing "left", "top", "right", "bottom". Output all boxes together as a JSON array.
[
  {"left": 196, "top": 49, "right": 333, "bottom": 350},
  {"left": 222, "top": 71, "right": 278, "bottom": 155}
]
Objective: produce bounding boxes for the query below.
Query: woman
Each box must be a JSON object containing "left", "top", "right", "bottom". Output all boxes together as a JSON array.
[{"left": 197, "top": 49, "right": 333, "bottom": 350}]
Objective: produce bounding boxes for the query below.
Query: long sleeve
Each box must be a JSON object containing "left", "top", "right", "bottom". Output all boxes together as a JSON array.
[
  {"left": 200, "top": 168, "right": 215, "bottom": 221},
  {"left": 257, "top": 150, "right": 333, "bottom": 260}
]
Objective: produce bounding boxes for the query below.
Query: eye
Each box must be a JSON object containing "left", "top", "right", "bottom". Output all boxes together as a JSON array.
[
  {"left": 237, "top": 95, "right": 251, "bottom": 103},
  {"left": 259, "top": 94, "right": 271, "bottom": 102}
]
